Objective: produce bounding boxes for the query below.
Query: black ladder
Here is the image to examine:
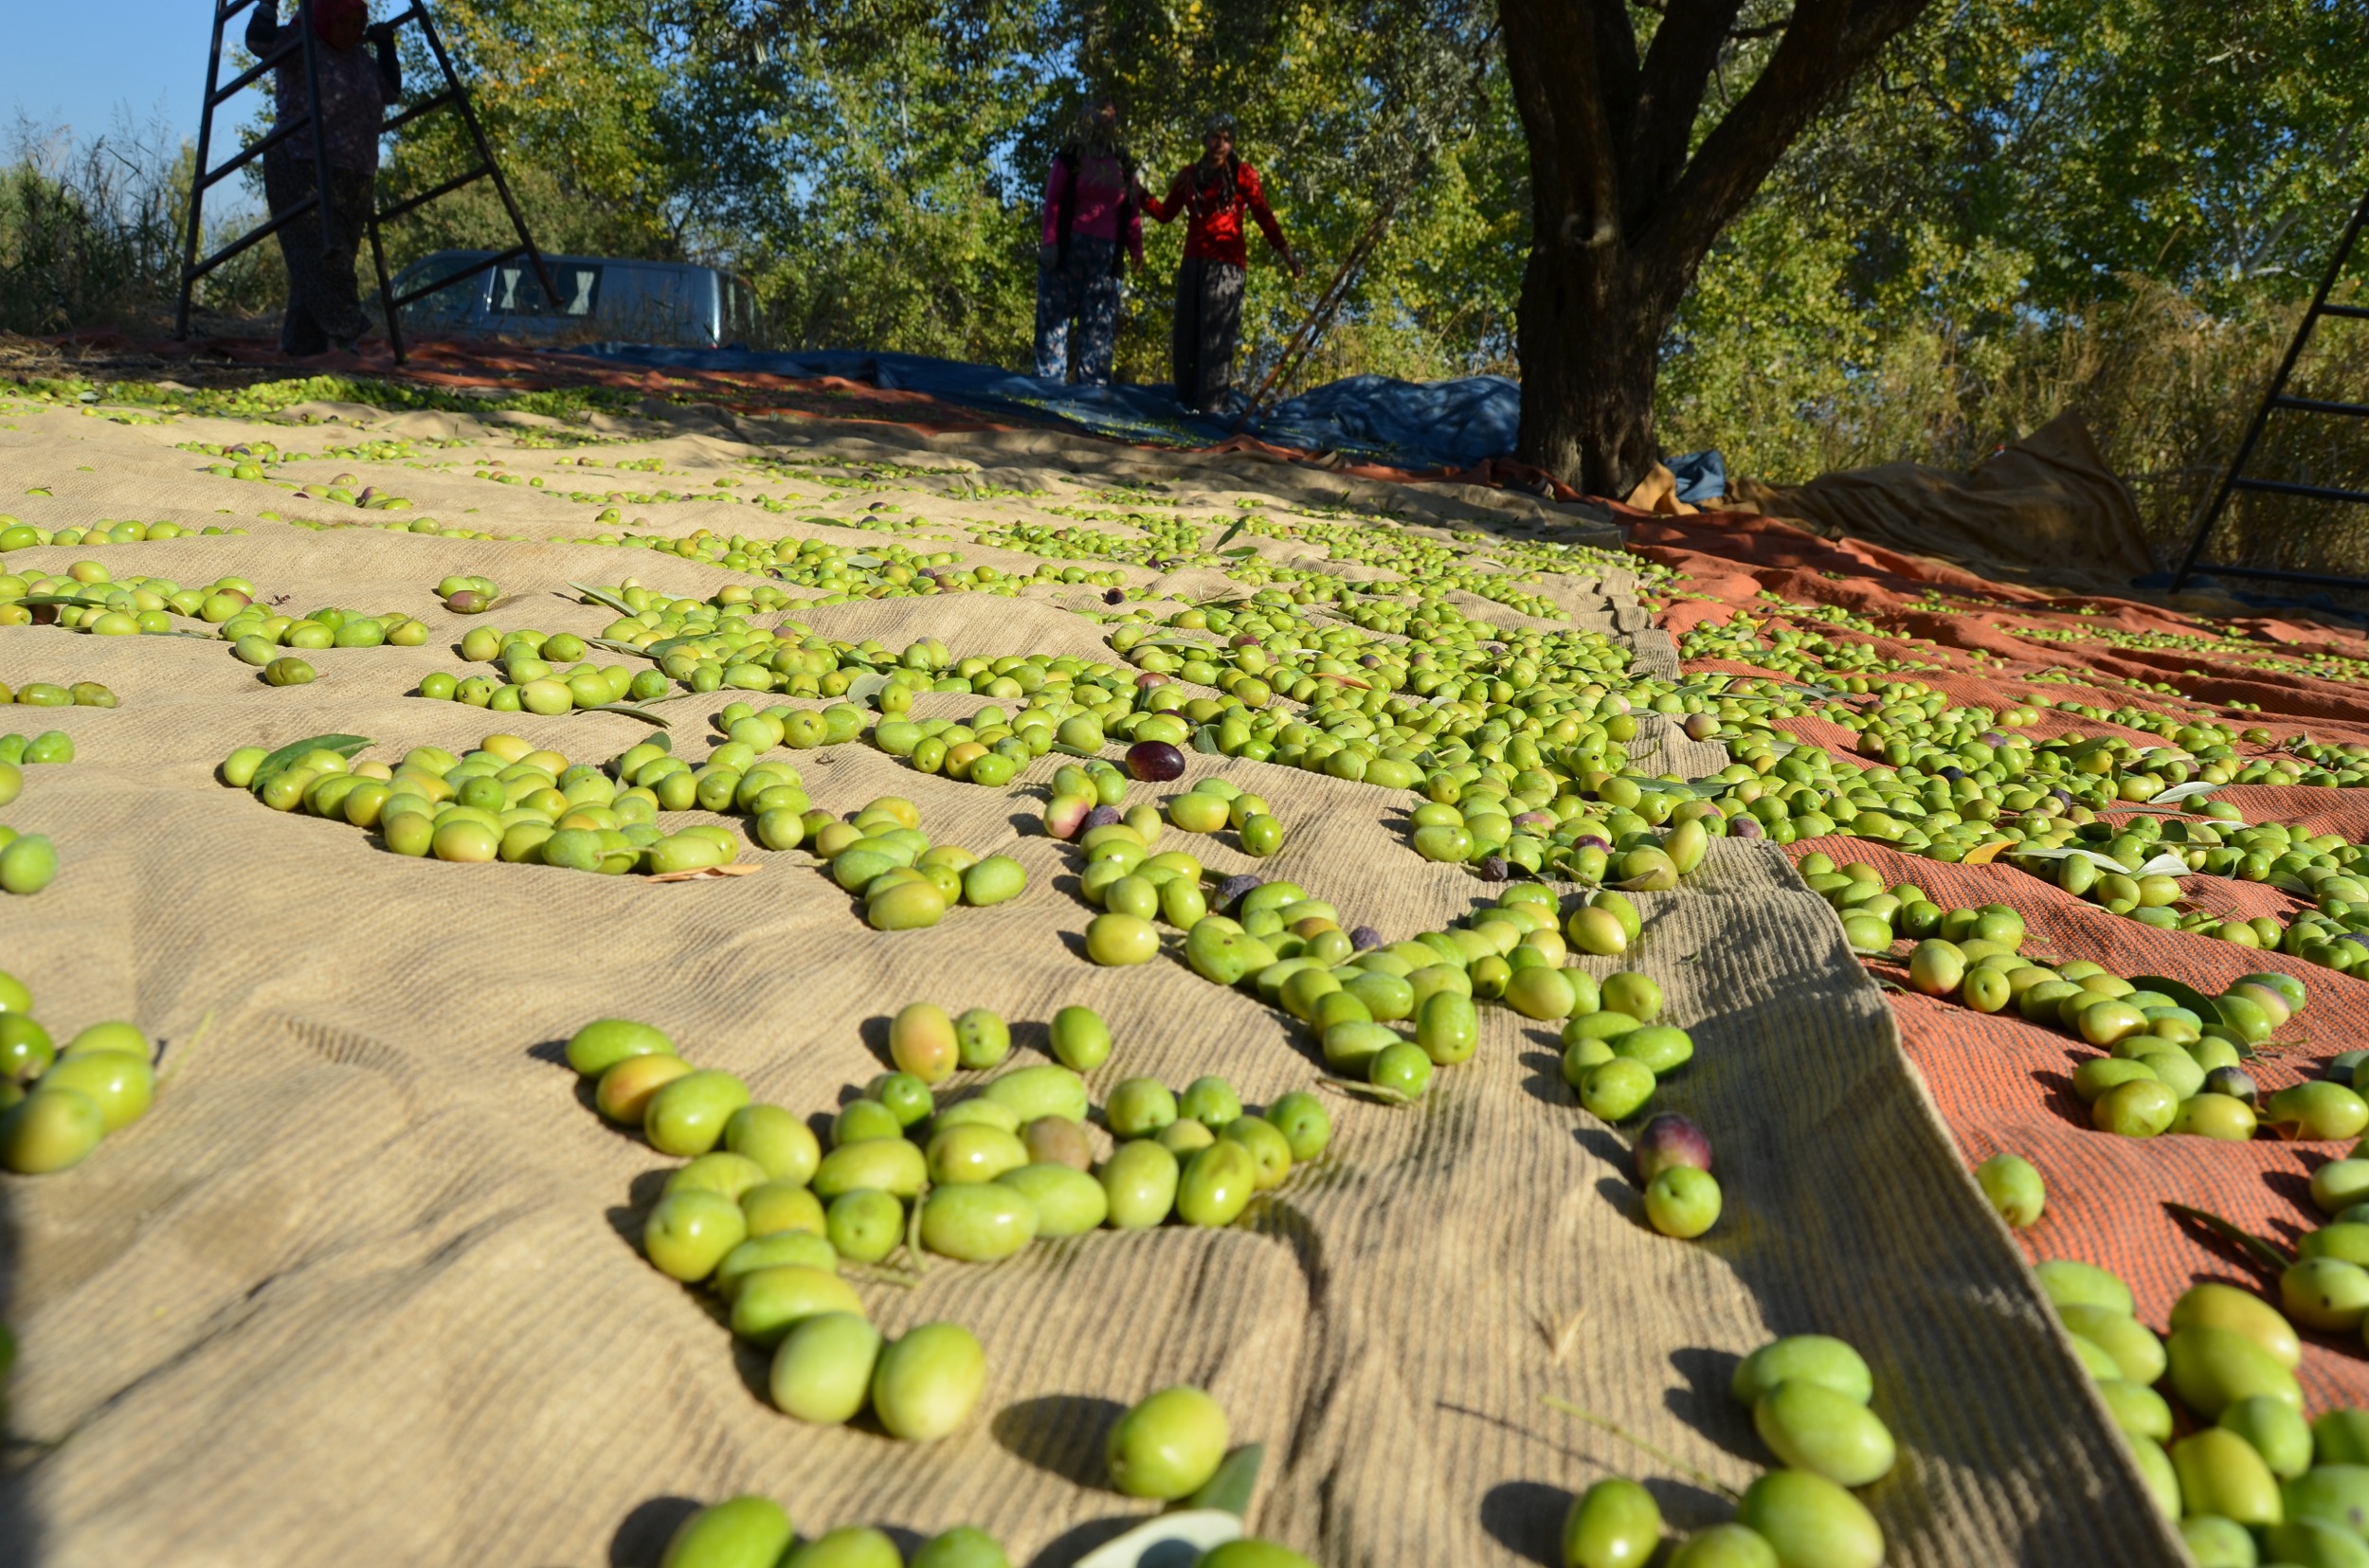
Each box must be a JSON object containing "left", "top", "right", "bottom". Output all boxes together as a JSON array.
[
  {"left": 2172, "top": 182, "right": 2369, "bottom": 592},
  {"left": 173, "top": 0, "right": 555, "bottom": 364}
]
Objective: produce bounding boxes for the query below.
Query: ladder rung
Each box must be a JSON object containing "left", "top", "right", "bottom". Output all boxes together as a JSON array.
[
  {"left": 2231, "top": 476, "right": 2369, "bottom": 505},
  {"left": 380, "top": 91, "right": 456, "bottom": 135},
  {"left": 198, "top": 116, "right": 311, "bottom": 189},
  {"left": 2319, "top": 302, "right": 2369, "bottom": 320},
  {"left": 184, "top": 197, "right": 320, "bottom": 280},
  {"left": 375, "top": 164, "right": 491, "bottom": 225},
  {"left": 212, "top": 39, "right": 305, "bottom": 106},
  {"left": 2272, "top": 394, "right": 2369, "bottom": 419},
  {"left": 2187, "top": 562, "right": 2369, "bottom": 591},
  {"left": 390, "top": 246, "right": 526, "bottom": 309}
]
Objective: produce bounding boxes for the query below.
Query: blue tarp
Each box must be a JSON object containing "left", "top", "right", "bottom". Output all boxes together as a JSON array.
[{"left": 578, "top": 342, "right": 1722, "bottom": 494}]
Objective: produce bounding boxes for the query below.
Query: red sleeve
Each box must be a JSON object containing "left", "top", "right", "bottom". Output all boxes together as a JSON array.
[
  {"left": 1143, "top": 171, "right": 1186, "bottom": 225},
  {"left": 1239, "top": 164, "right": 1289, "bottom": 255},
  {"left": 1040, "top": 159, "right": 1067, "bottom": 246}
]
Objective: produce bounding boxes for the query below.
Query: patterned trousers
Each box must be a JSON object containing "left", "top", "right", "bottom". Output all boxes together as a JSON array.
[
  {"left": 262, "top": 156, "right": 375, "bottom": 355},
  {"left": 1033, "top": 237, "right": 1122, "bottom": 386},
  {"left": 1171, "top": 255, "right": 1245, "bottom": 414}
]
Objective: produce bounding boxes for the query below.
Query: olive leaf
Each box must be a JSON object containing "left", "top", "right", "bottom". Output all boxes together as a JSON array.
[
  {"left": 646, "top": 863, "right": 759, "bottom": 883},
  {"left": 1316, "top": 1076, "right": 1416, "bottom": 1107},
  {"left": 1185, "top": 1442, "right": 1265, "bottom": 1516},
  {"left": 1210, "top": 515, "right": 1251, "bottom": 549},
  {"left": 249, "top": 732, "right": 371, "bottom": 792},
  {"left": 586, "top": 637, "right": 650, "bottom": 658},
  {"left": 583, "top": 703, "right": 672, "bottom": 729},
  {"left": 1539, "top": 1396, "right": 1742, "bottom": 1502},
  {"left": 568, "top": 581, "right": 636, "bottom": 616},
  {"left": 1191, "top": 725, "right": 1224, "bottom": 755},
  {"left": 2127, "top": 975, "right": 2225, "bottom": 1027},
  {"left": 2163, "top": 1201, "right": 2292, "bottom": 1276},
  {"left": 842, "top": 673, "right": 894, "bottom": 706}
]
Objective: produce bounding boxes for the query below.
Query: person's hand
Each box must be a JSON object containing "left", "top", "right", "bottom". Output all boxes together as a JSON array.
[
  {"left": 366, "top": 20, "right": 396, "bottom": 44},
  {"left": 1287, "top": 250, "right": 1306, "bottom": 280}
]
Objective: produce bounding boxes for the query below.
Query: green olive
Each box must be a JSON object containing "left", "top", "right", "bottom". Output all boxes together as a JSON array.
[
  {"left": 1177, "top": 1138, "right": 1258, "bottom": 1226},
  {"left": 983, "top": 1064, "right": 1089, "bottom": 1123},
  {"left": 567, "top": 1018, "right": 677, "bottom": 1076},
  {"left": 2285, "top": 1257, "right": 2369, "bottom": 1332},
  {"left": 2221, "top": 1392, "right": 2313, "bottom": 1479},
  {"left": 1107, "top": 1077, "right": 1179, "bottom": 1138},
  {"left": 1733, "top": 1469, "right": 1883, "bottom": 1568},
  {"left": 2091, "top": 1077, "right": 2177, "bottom": 1137},
  {"left": 643, "top": 1189, "right": 748, "bottom": 1281},
  {"left": 1086, "top": 911, "right": 1161, "bottom": 964},
  {"left": 0, "top": 1086, "right": 103, "bottom": 1173},
  {"left": 2178, "top": 1517, "right": 2255, "bottom": 1568},
  {"left": 2172, "top": 1428, "right": 2282, "bottom": 1525},
  {"left": 813, "top": 1136, "right": 927, "bottom": 1199},
  {"left": 1220, "top": 1115, "right": 1293, "bottom": 1189},
  {"left": 2172, "top": 1282, "right": 2302, "bottom": 1366},
  {"left": 907, "top": 1527, "right": 1008, "bottom": 1568},
  {"left": 2168, "top": 1325, "right": 2303, "bottom": 1419},
  {"left": 664, "top": 1150, "right": 769, "bottom": 1201},
  {"left": 2268, "top": 1082, "right": 2369, "bottom": 1141},
  {"left": 2097, "top": 1379, "right": 2173, "bottom": 1442},
  {"left": 1664, "top": 1524, "right": 1778, "bottom": 1568},
  {"left": 40, "top": 1050, "right": 153, "bottom": 1131},
  {"left": 0, "top": 833, "right": 56, "bottom": 894},
  {"left": 1050, "top": 1004, "right": 1112, "bottom": 1070},
  {"left": 1733, "top": 1336, "right": 1872, "bottom": 1406},
  {"left": 1975, "top": 1152, "right": 2045, "bottom": 1227},
  {"left": 834, "top": 1098, "right": 906, "bottom": 1147},
  {"left": 742, "top": 1181, "right": 826, "bottom": 1239},
  {"left": 2036, "top": 1258, "right": 2134, "bottom": 1315},
  {"left": 1099, "top": 1138, "right": 1180, "bottom": 1228},
  {"left": 870, "top": 1321, "right": 986, "bottom": 1441},
  {"left": 1613, "top": 1025, "right": 1691, "bottom": 1075},
  {"left": 1504, "top": 964, "right": 1577, "bottom": 1020},
  {"left": 598, "top": 1054, "right": 695, "bottom": 1125},
  {"left": 781, "top": 1527, "right": 901, "bottom": 1568},
  {"left": 0, "top": 969, "right": 30, "bottom": 1014},
  {"left": 730, "top": 1263, "right": 865, "bottom": 1347},
  {"left": 2057, "top": 1305, "right": 2164, "bottom": 1383},
  {"left": 658, "top": 1496, "right": 794, "bottom": 1568},
  {"left": 825, "top": 1189, "right": 904, "bottom": 1262},
  {"left": 1180, "top": 1074, "right": 1242, "bottom": 1128},
  {"left": 890, "top": 1002, "right": 959, "bottom": 1084},
  {"left": 954, "top": 1007, "right": 1011, "bottom": 1070},
  {"left": 1106, "top": 1384, "right": 1229, "bottom": 1500},
  {"left": 870, "top": 1072, "right": 935, "bottom": 1127},
  {"left": 1754, "top": 1381, "right": 1894, "bottom": 1486},
  {"left": 1266, "top": 1091, "right": 1331, "bottom": 1161},
  {"left": 645, "top": 1069, "right": 751, "bottom": 1157},
  {"left": 0, "top": 1013, "right": 55, "bottom": 1082},
  {"left": 1644, "top": 1166, "right": 1720, "bottom": 1238},
  {"left": 962, "top": 856, "right": 1026, "bottom": 906},
  {"left": 868, "top": 878, "right": 948, "bottom": 929},
  {"left": 998, "top": 1162, "right": 1108, "bottom": 1235},
  {"left": 920, "top": 1181, "right": 1040, "bottom": 1261},
  {"left": 1581, "top": 1058, "right": 1655, "bottom": 1122},
  {"left": 63, "top": 1021, "right": 146, "bottom": 1059},
  {"left": 1561, "top": 1476, "right": 1661, "bottom": 1568},
  {"left": 715, "top": 1232, "right": 838, "bottom": 1298},
  {"left": 724, "top": 1104, "right": 821, "bottom": 1184}
]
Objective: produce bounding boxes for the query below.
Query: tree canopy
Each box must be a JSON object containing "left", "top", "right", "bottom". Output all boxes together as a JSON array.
[{"left": 372, "top": 0, "right": 2369, "bottom": 493}]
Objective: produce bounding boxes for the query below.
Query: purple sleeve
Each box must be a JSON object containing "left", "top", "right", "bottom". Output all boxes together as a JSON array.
[{"left": 1040, "top": 159, "right": 1066, "bottom": 247}]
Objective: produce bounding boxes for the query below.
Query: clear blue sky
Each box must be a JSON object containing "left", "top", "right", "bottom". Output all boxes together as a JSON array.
[{"left": 4, "top": 0, "right": 226, "bottom": 149}]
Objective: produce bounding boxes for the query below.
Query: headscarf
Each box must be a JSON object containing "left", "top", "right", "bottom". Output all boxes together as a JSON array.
[{"left": 312, "top": 0, "right": 368, "bottom": 45}]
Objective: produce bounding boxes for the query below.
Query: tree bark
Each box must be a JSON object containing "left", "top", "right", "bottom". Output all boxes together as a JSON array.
[{"left": 1501, "top": 0, "right": 1934, "bottom": 498}]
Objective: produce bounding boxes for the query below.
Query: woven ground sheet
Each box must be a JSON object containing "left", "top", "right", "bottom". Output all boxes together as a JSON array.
[{"left": 0, "top": 403, "right": 2174, "bottom": 1566}]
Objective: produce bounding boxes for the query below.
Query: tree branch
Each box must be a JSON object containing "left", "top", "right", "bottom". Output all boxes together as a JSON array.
[
  {"left": 1626, "top": 0, "right": 1747, "bottom": 230},
  {"left": 1640, "top": 0, "right": 1931, "bottom": 294}
]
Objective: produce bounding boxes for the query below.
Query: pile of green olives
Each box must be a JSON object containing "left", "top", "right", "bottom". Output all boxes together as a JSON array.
[
  {"left": 807, "top": 795, "right": 1025, "bottom": 931},
  {"left": 656, "top": 1495, "right": 1012, "bottom": 1568},
  {"left": 0, "top": 680, "right": 114, "bottom": 708},
  {"left": 0, "top": 970, "right": 154, "bottom": 1174},
  {"left": 221, "top": 730, "right": 766, "bottom": 877},
  {"left": 2034, "top": 1256, "right": 2369, "bottom": 1563}
]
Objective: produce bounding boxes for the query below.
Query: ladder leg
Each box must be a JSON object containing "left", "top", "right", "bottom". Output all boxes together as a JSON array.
[
  {"left": 368, "top": 206, "right": 404, "bottom": 364},
  {"left": 2172, "top": 183, "right": 2369, "bottom": 589},
  {"left": 176, "top": 4, "right": 235, "bottom": 339},
  {"left": 411, "top": 1, "right": 557, "bottom": 303}
]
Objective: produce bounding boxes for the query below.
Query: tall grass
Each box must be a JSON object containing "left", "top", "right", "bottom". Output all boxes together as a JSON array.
[{"left": 0, "top": 117, "right": 279, "bottom": 336}]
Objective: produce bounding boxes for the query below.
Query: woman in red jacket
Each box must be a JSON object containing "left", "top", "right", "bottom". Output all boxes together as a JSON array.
[{"left": 1146, "top": 116, "right": 1302, "bottom": 414}]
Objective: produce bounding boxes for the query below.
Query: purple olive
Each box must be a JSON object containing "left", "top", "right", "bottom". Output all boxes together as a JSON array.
[
  {"left": 1082, "top": 805, "right": 1123, "bottom": 833},
  {"left": 1044, "top": 797, "right": 1094, "bottom": 840},
  {"left": 1575, "top": 834, "right": 1610, "bottom": 852},
  {"left": 1635, "top": 1113, "right": 1712, "bottom": 1183},
  {"left": 1127, "top": 741, "right": 1186, "bottom": 782},
  {"left": 1681, "top": 712, "right": 1718, "bottom": 741},
  {"left": 1103, "top": 588, "right": 1125, "bottom": 604},
  {"left": 445, "top": 589, "right": 490, "bottom": 615},
  {"left": 1350, "top": 925, "right": 1383, "bottom": 951},
  {"left": 1479, "top": 856, "right": 1510, "bottom": 882},
  {"left": 1728, "top": 814, "right": 1763, "bottom": 838},
  {"left": 2204, "top": 1066, "right": 2257, "bottom": 1107},
  {"left": 1135, "top": 672, "right": 1169, "bottom": 689},
  {"left": 1938, "top": 766, "right": 1964, "bottom": 782},
  {"left": 1215, "top": 874, "right": 1262, "bottom": 912}
]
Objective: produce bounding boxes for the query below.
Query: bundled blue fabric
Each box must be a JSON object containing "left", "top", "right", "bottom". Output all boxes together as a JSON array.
[{"left": 574, "top": 341, "right": 1722, "bottom": 489}]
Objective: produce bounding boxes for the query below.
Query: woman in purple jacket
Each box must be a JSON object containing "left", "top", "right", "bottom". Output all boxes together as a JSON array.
[{"left": 1032, "top": 97, "right": 1146, "bottom": 387}]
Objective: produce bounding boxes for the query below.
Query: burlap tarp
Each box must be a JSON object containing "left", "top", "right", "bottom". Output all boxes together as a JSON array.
[
  {"left": 1735, "top": 412, "right": 2159, "bottom": 593},
  {"left": 0, "top": 401, "right": 2179, "bottom": 1566}
]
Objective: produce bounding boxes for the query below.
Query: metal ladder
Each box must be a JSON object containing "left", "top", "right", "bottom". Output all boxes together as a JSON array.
[
  {"left": 173, "top": 0, "right": 555, "bottom": 364},
  {"left": 2172, "top": 183, "right": 2369, "bottom": 592}
]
